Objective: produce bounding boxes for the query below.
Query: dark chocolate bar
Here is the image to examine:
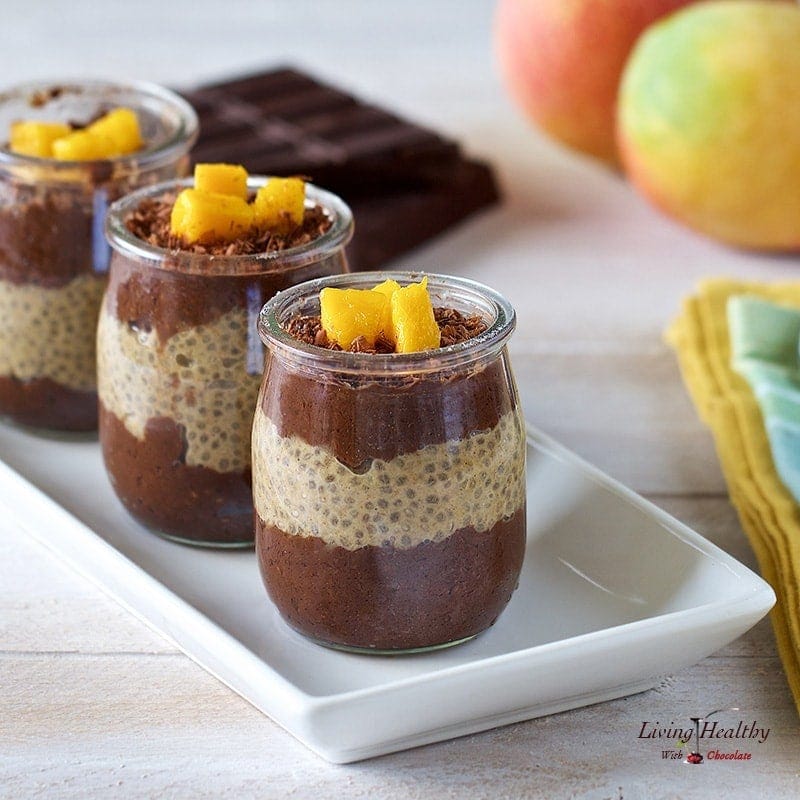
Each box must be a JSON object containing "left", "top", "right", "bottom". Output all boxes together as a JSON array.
[{"left": 181, "top": 67, "right": 500, "bottom": 270}]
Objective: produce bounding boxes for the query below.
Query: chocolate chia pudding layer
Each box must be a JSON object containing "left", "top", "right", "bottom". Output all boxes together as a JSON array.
[
  {"left": 252, "top": 289, "right": 527, "bottom": 651},
  {"left": 0, "top": 182, "right": 94, "bottom": 287},
  {"left": 261, "top": 353, "right": 514, "bottom": 469},
  {"left": 0, "top": 377, "right": 97, "bottom": 430},
  {"left": 98, "top": 183, "right": 349, "bottom": 545},
  {"left": 257, "top": 509, "right": 526, "bottom": 651},
  {"left": 100, "top": 404, "right": 253, "bottom": 544}
]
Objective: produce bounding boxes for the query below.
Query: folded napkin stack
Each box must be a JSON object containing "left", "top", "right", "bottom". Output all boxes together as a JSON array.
[{"left": 667, "top": 279, "right": 800, "bottom": 716}]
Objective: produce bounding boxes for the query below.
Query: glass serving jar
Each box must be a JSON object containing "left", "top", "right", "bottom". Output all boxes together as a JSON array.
[
  {"left": 99, "top": 178, "right": 353, "bottom": 547},
  {"left": 253, "top": 271, "right": 527, "bottom": 653},
  {"left": 0, "top": 80, "right": 197, "bottom": 431}
]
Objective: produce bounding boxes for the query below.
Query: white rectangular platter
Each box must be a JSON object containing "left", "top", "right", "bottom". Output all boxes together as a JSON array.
[{"left": 0, "top": 421, "right": 774, "bottom": 763}]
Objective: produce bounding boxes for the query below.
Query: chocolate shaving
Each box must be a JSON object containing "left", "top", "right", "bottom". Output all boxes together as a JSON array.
[
  {"left": 124, "top": 194, "right": 332, "bottom": 256},
  {"left": 436, "top": 306, "right": 488, "bottom": 347},
  {"left": 29, "top": 87, "right": 64, "bottom": 108},
  {"left": 284, "top": 307, "right": 487, "bottom": 353}
]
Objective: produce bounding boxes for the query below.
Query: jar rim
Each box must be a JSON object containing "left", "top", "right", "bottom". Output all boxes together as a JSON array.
[
  {"left": 0, "top": 79, "right": 198, "bottom": 174},
  {"left": 104, "top": 177, "right": 354, "bottom": 277},
  {"left": 258, "top": 271, "right": 516, "bottom": 376}
]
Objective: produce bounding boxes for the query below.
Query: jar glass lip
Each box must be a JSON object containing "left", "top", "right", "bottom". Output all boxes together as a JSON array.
[
  {"left": 258, "top": 271, "right": 516, "bottom": 376},
  {"left": 104, "top": 177, "right": 354, "bottom": 276},
  {"left": 0, "top": 79, "right": 198, "bottom": 173}
]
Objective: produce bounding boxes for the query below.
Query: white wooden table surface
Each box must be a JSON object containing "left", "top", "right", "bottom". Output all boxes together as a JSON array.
[{"left": 2, "top": 2, "right": 799, "bottom": 797}]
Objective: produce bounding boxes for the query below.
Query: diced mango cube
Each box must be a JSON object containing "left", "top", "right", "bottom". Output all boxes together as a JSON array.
[
  {"left": 320, "top": 287, "right": 388, "bottom": 349},
  {"left": 87, "top": 107, "right": 142, "bottom": 155},
  {"left": 194, "top": 163, "right": 248, "bottom": 200},
  {"left": 253, "top": 177, "right": 305, "bottom": 232},
  {"left": 372, "top": 278, "right": 401, "bottom": 342},
  {"left": 52, "top": 129, "right": 109, "bottom": 161},
  {"left": 9, "top": 121, "right": 71, "bottom": 158},
  {"left": 390, "top": 277, "right": 440, "bottom": 353},
  {"left": 169, "top": 188, "right": 255, "bottom": 244}
]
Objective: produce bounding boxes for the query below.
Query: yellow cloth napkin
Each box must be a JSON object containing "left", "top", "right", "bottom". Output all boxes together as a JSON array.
[{"left": 667, "top": 278, "right": 800, "bottom": 716}]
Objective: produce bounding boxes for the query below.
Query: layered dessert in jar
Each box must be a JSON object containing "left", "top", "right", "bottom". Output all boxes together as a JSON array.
[
  {"left": 98, "top": 164, "right": 353, "bottom": 546},
  {"left": 0, "top": 81, "right": 197, "bottom": 430},
  {"left": 254, "top": 272, "right": 527, "bottom": 652}
]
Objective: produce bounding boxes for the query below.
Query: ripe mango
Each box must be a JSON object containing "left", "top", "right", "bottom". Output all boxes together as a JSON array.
[
  {"left": 194, "top": 163, "right": 249, "bottom": 200},
  {"left": 320, "top": 287, "right": 388, "bottom": 349},
  {"left": 253, "top": 177, "right": 305, "bottom": 232},
  {"left": 495, "top": 0, "right": 694, "bottom": 165},
  {"left": 170, "top": 188, "right": 254, "bottom": 244},
  {"left": 619, "top": 1, "right": 800, "bottom": 250},
  {"left": 9, "top": 121, "right": 71, "bottom": 158},
  {"left": 390, "top": 277, "right": 440, "bottom": 353}
]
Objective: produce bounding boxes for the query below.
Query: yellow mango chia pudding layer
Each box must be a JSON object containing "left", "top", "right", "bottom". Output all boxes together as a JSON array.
[
  {"left": 97, "top": 305, "right": 261, "bottom": 474},
  {"left": 0, "top": 273, "right": 105, "bottom": 390},
  {"left": 252, "top": 407, "right": 526, "bottom": 550}
]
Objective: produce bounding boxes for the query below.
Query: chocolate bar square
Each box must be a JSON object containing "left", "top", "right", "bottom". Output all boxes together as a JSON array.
[{"left": 181, "top": 67, "right": 500, "bottom": 270}]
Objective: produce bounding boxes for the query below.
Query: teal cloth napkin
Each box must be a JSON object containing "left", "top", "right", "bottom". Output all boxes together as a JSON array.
[{"left": 728, "top": 295, "right": 800, "bottom": 502}]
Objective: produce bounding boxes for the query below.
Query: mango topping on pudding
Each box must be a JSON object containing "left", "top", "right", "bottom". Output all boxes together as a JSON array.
[
  {"left": 387, "top": 277, "right": 440, "bottom": 354},
  {"left": 319, "top": 277, "right": 442, "bottom": 354},
  {"left": 193, "top": 163, "right": 248, "bottom": 200},
  {"left": 169, "top": 189, "right": 254, "bottom": 246},
  {"left": 9, "top": 107, "right": 143, "bottom": 160},
  {"left": 371, "top": 278, "right": 401, "bottom": 343},
  {"left": 253, "top": 177, "right": 305, "bottom": 233},
  {"left": 320, "top": 287, "right": 388, "bottom": 350},
  {"left": 9, "top": 121, "right": 71, "bottom": 158},
  {"left": 169, "top": 164, "right": 307, "bottom": 245}
]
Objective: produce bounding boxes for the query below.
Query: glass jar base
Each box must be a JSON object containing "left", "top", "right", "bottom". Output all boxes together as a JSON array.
[
  {"left": 146, "top": 528, "right": 255, "bottom": 550},
  {"left": 291, "top": 629, "right": 481, "bottom": 656}
]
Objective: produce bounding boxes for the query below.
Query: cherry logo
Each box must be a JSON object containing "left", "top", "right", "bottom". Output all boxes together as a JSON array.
[{"left": 684, "top": 707, "right": 739, "bottom": 766}]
